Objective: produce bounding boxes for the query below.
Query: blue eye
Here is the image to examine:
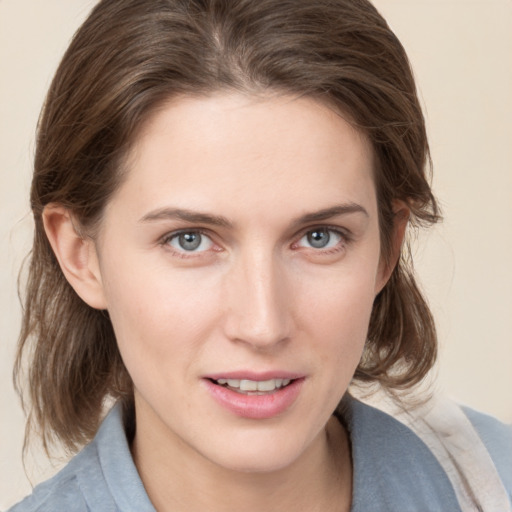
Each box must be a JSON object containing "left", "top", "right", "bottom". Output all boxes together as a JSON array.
[
  {"left": 168, "top": 231, "right": 213, "bottom": 252},
  {"left": 299, "top": 228, "right": 343, "bottom": 249}
]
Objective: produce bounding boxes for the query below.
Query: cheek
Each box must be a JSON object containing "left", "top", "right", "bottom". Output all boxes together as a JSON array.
[
  {"left": 100, "top": 257, "right": 223, "bottom": 381},
  {"left": 295, "top": 261, "right": 378, "bottom": 361},
  {"left": 288, "top": 267, "right": 377, "bottom": 420}
]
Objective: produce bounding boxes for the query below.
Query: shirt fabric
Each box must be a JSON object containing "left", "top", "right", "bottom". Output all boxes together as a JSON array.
[{"left": 8, "top": 396, "right": 512, "bottom": 512}]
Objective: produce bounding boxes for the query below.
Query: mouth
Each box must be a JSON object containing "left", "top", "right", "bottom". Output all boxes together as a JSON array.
[
  {"left": 209, "top": 377, "right": 293, "bottom": 395},
  {"left": 204, "top": 374, "right": 305, "bottom": 419}
]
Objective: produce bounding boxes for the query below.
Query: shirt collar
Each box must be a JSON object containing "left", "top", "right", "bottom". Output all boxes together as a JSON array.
[{"left": 94, "top": 402, "right": 156, "bottom": 511}]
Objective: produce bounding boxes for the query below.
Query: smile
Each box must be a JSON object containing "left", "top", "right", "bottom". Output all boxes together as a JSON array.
[
  {"left": 214, "top": 378, "right": 292, "bottom": 394},
  {"left": 204, "top": 376, "right": 304, "bottom": 419}
]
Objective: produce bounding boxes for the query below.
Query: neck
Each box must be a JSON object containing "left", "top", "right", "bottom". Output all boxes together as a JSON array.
[{"left": 131, "top": 405, "right": 352, "bottom": 512}]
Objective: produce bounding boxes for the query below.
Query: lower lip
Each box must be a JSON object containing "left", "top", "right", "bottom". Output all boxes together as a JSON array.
[{"left": 203, "top": 378, "right": 304, "bottom": 419}]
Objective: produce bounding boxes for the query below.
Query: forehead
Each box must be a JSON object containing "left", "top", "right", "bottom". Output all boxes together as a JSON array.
[{"left": 110, "top": 93, "right": 376, "bottom": 224}]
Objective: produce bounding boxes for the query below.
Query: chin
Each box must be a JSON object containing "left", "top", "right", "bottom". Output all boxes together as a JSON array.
[
  {"left": 199, "top": 426, "right": 317, "bottom": 475},
  {"left": 212, "top": 449, "right": 301, "bottom": 475}
]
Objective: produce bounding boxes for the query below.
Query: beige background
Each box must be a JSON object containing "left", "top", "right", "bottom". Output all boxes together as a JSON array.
[{"left": 1, "top": 0, "right": 511, "bottom": 508}]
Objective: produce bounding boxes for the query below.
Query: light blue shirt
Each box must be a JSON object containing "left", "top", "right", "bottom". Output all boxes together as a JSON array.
[{"left": 8, "top": 396, "right": 512, "bottom": 511}]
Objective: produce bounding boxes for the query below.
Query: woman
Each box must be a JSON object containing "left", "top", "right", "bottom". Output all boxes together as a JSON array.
[{"left": 9, "top": 0, "right": 511, "bottom": 511}]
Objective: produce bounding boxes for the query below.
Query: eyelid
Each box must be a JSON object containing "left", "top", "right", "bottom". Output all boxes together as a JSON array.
[
  {"left": 291, "top": 225, "right": 352, "bottom": 251},
  {"left": 159, "top": 228, "right": 220, "bottom": 257},
  {"left": 295, "top": 224, "right": 351, "bottom": 241},
  {"left": 160, "top": 228, "right": 209, "bottom": 243}
]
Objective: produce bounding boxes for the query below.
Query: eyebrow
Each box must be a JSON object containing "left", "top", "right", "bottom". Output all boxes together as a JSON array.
[
  {"left": 140, "top": 207, "right": 233, "bottom": 227},
  {"left": 139, "top": 203, "right": 368, "bottom": 228},
  {"left": 292, "top": 203, "right": 368, "bottom": 227}
]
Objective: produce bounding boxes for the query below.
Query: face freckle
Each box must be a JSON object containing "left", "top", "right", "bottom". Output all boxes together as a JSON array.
[{"left": 94, "top": 92, "right": 385, "bottom": 475}]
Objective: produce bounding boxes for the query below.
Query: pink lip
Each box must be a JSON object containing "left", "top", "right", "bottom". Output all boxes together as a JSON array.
[{"left": 203, "top": 376, "right": 304, "bottom": 420}]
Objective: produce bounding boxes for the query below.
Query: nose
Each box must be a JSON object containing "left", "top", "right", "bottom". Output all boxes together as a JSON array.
[{"left": 222, "top": 249, "right": 292, "bottom": 350}]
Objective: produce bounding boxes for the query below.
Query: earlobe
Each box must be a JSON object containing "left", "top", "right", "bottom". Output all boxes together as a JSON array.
[
  {"left": 375, "top": 201, "right": 410, "bottom": 294},
  {"left": 42, "top": 204, "right": 107, "bottom": 310}
]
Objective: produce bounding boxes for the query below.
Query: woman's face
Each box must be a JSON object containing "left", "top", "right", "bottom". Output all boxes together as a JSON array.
[{"left": 93, "top": 93, "right": 387, "bottom": 473}]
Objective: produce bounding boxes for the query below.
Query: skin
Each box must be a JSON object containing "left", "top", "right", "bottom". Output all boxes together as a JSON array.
[{"left": 44, "top": 93, "right": 405, "bottom": 512}]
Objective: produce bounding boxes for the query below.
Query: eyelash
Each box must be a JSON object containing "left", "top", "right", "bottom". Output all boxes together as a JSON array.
[
  {"left": 159, "top": 229, "right": 218, "bottom": 259},
  {"left": 293, "top": 225, "right": 351, "bottom": 255},
  {"left": 159, "top": 225, "right": 351, "bottom": 259}
]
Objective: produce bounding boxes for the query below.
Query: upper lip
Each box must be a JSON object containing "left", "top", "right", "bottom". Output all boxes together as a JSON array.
[{"left": 204, "top": 370, "right": 305, "bottom": 381}]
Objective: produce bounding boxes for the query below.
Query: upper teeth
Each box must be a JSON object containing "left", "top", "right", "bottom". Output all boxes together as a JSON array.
[{"left": 216, "top": 378, "right": 291, "bottom": 391}]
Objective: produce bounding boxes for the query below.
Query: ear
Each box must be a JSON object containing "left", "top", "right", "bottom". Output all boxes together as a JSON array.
[
  {"left": 43, "top": 204, "right": 107, "bottom": 309},
  {"left": 375, "top": 201, "right": 410, "bottom": 294}
]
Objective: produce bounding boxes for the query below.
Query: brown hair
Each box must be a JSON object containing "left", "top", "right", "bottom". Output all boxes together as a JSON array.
[{"left": 15, "top": 0, "right": 440, "bottom": 453}]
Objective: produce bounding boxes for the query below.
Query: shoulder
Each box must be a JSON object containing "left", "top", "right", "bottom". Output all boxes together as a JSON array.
[
  {"left": 7, "top": 403, "right": 154, "bottom": 512},
  {"left": 340, "top": 396, "right": 462, "bottom": 511},
  {"left": 7, "top": 443, "right": 102, "bottom": 512},
  {"left": 6, "top": 404, "right": 130, "bottom": 512},
  {"left": 340, "top": 394, "right": 512, "bottom": 511},
  {"left": 463, "top": 406, "right": 512, "bottom": 497}
]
